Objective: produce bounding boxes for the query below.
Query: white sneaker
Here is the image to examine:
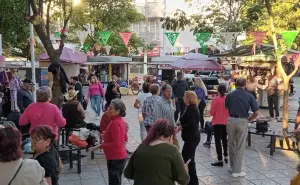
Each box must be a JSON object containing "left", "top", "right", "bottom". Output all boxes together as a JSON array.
[
  {"left": 96, "top": 116, "right": 100, "bottom": 120},
  {"left": 232, "top": 172, "right": 246, "bottom": 178}
]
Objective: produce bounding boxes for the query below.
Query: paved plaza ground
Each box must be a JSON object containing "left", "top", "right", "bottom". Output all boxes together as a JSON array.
[{"left": 59, "top": 78, "right": 300, "bottom": 185}]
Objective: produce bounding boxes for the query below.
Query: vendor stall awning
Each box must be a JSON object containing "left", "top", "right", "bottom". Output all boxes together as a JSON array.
[
  {"left": 238, "top": 62, "right": 276, "bottom": 68},
  {"left": 0, "top": 55, "right": 5, "bottom": 62},
  {"left": 151, "top": 55, "right": 180, "bottom": 63},
  {"left": 212, "top": 44, "right": 299, "bottom": 57},
  {"left": 87, "top": 56, "right": 132, "bottom": 64},
  {"left": 39, "top": 47, "right": 87, "bottom": 64},
  {"left": 170, "top": 53, "right": 222, "bottom": 71}
]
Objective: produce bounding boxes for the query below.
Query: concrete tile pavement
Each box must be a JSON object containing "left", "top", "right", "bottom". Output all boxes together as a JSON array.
[{"left": 59, "top": 78, "right": 300, "bottom": 185}]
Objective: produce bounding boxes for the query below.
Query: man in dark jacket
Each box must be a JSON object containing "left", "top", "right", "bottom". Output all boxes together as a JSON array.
[
  {"left": 17, "top": 78, "right": 34, "bottom": 113},
  {"left": 71, "top": 76, "right": 83, "bottom": 103},
  {"left": 171, "top": 71, "right": 189, "bottom": 121}
]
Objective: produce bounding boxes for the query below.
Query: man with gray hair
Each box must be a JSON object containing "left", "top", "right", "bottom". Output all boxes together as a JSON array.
[
  {"left": 225, "top": 77, "right": 259, "bottom": 178},
  {"left": 153, "top": 84, "right": 179, "bottom": 148},
  {"left": 153, "top": 84, "right": 175, "bottom": 125}
]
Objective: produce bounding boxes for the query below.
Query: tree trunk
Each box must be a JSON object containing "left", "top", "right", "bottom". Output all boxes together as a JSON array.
[
  {"left": 265, "top": 0, "right": 290, "bottom": 132},
  {"left": 282, "top": 79, "right": 289, "bottom": 132}
]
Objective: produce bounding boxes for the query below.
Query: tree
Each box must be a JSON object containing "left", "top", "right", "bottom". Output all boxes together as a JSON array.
[
  {"left": 252, "top": 0, "right": 300, "bottom": 133},
  {"left": 0, "top": 0, "right": 30, "bottom": 57},
  {"left": 162, "top": 0, "right": 300, "bottom": 132},
  {"left": 24, "top": 0, "right": 75, "bottom": 107},
  {"left": 69, "top": 0, "right": 145, "bottom": 56},
  {"left": 161, "top": 0, "right": 250, "bottom": 34}
]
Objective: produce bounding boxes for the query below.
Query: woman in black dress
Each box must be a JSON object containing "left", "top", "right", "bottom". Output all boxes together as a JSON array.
[
  {"left": 105, "top": 82, "right": 119, "bottom": 110},
  {"left": 176, "top": 91, "right": 200, "bottom": 185}
]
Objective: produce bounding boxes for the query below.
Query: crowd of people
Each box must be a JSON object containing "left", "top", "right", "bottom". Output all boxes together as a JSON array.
[{"left": 1, "top": 69, "right": 300, "bottom": 185}]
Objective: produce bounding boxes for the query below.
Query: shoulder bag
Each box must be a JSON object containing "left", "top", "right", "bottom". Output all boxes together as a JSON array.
[{"left": 8, "top": 161, "right": 23, "bottom": 185}]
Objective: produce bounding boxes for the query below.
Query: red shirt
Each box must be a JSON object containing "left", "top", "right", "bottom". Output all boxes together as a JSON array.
[
  {"left": 100, "top": 111, "right": 112, "bottom": 133},
  {"left": 102, "top": 116, "right": 128, "bottom": 160},
  {"left": 210, "top": 96, "right": 229, "bottom": 126},
  {"left": 19, "top": 102, "right": 66, "bottom": 140}
]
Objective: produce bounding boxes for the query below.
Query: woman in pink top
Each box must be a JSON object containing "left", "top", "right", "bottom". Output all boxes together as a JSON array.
[
  {"left": 87, "top": 76, "right": 105, "bottom": 120},
  {"left": 210, "top": 84, "right": 229, "bottom": 167},
  {"left": 19, "top": 86, "right": 66, "bottom": 140}
]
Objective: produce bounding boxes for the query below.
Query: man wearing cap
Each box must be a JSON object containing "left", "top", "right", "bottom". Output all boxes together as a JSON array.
[{"left": 17, "top": 78, "right": 34, "bottom": 113}]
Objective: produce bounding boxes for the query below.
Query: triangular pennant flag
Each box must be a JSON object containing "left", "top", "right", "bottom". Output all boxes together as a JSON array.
[
  {"left": 82, "top": 43, "right": 90, "bottom": 53},
  {"left": 54, "top": 32, "right": 60, "bottom": 38},
  {"left": 98, "top": 32, "right": 111, "bottom": 45},
  {"left": 119, "top": 32, "right": 133, "bottom": 46},
  {"left": 195, "top": 32, "right": 211, "bottom": 47},
  {"left": 220, "top": 32, "right": 239, "bottom": 50},
  {"left": 77, "top": 31, "right": 88, "bottom": 46},
  {"left": 105, "top": 46, "right": 112, "bottom": 55},
  {"left": 249, "top": 31, "right": 266, "bottom": 47},
  {"left": 281, "top": 31, "right": 299, "bottom": 49},
  {"left": 164, "top": 32, "right": 179, "bottom": 46}
]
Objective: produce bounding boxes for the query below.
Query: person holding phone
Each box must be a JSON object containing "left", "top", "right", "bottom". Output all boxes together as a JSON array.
[{"left": 176, "top": 91, "right": 201, "bottom": 185}]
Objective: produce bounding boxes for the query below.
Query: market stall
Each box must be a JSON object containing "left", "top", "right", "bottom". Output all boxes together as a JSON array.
[
  {"left": 39, "top": 47, "right": 87, "bottom": 78},
  {"left": 150, "top": 55, "right": 180, "bottom": 83},
  {"left": 87, "top": 56, "right": 134, "bottom": 95},
  {"left": 213, "top": 44, "right": 299, "bottom": 108}
]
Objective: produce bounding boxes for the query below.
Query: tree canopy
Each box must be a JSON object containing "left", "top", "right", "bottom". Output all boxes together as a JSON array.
[
  {"left": 69, "top": 0, "right": 145, "bottom": 56},
  {"left": 0, "top": 0, "right": 31, "bottom": 57}
]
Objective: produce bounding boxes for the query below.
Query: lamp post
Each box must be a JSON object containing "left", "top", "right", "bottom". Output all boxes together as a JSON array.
[{"left": 29, "top": 6, "right": 36, "bottom": 102}]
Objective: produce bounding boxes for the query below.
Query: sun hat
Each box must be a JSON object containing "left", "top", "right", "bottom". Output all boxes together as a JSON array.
[{"left": 64, "top": 90, "right": 79, "bottom": 101}]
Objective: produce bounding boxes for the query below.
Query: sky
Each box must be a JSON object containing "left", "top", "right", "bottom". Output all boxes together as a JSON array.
[
  {"left": 134, "top": 0, "right": 213, "bottom": 16},
  {"left": 165, "top": 0, "right": 212, "bottom": 16}
]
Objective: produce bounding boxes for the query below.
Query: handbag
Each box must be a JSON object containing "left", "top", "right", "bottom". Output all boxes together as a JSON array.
[
  {"left": 8, "top": 161, "right": 23, "bottom": 185},
  {"left": 256, "top": 120, "right": 269, "bottom": 133}
]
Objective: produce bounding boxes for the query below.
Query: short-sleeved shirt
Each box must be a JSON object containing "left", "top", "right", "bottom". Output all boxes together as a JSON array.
[
  {"left": 153, "top": 97, "right": 176, "bottom": 125},
  {"left": 35, "top": 146, "right": 60, "bottom": 185},
  {"left": 136, "top": 92, "right": 151, "bottom": 113},
  {"left": 225, "top": 88, "right": 259, "bottom": 118},
  {"left": 142, "top": 95, "right": 161, "bottom": 126}
]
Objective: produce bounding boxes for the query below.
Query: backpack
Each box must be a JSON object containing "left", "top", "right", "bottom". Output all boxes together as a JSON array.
[{"left": 173, "top": 80, "right": 188, "bottom": 99}]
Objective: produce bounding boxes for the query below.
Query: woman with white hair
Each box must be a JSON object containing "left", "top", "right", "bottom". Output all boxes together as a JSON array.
[{"left": 194, "top": 77, "right": 207, "bottom": 132}]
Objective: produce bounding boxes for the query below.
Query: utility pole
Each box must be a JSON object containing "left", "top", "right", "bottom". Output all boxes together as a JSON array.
[
  {"left": 29, "top": 6, "right": 36, "bottom": 102},
  {"left": 143, "top": 0, "right": 148, "bottom": 75},
  {"left": 162, "top": 0, "right": 166, "bottom": 56}
]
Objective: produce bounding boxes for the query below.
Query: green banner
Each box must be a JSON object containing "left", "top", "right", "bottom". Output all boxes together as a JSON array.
[
  {"left": 83, "top": 43, "right": 90, "bottom": 53},
  {"left": 195, "top": 32, "right": 210, "bottom": 47},
  {"left": 195, "top": 32, "right": 210, "bottom": 54},
  {"left": 98, "top": 32, "right": 111, "bottom": 45},
  {"left": 165, "top": 32, "right": 179, "bottom": 46},
  {"left": 281, "top": 31, "right": 299, "bottom": 49},
  {"left": 54, "top": 32, "right": 60, "bottom": 38}
]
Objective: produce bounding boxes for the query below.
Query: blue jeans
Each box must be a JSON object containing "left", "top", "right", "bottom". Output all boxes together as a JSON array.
[{"left": 91, "top": 95, "right": 102, "bottom": 116}]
